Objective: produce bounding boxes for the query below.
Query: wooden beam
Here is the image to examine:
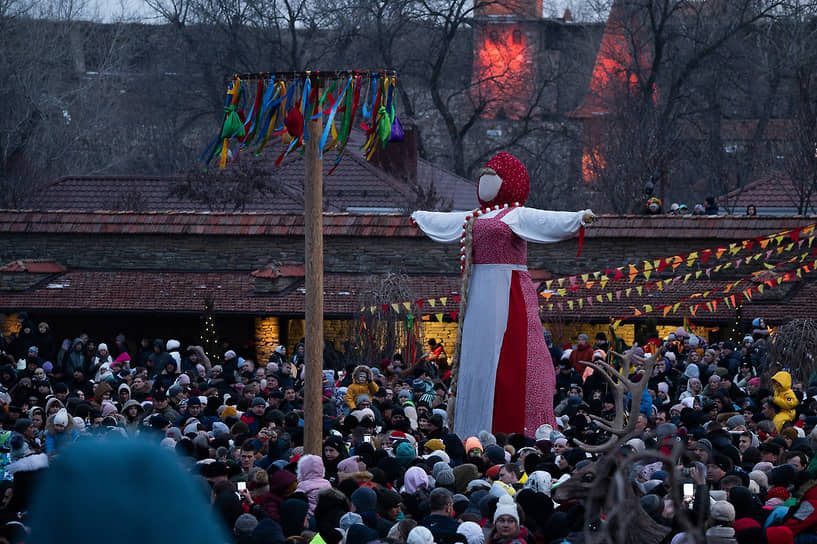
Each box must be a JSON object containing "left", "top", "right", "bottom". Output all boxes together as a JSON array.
[{"left": 303, "top": 112, "right": 324, "bottom": 456}]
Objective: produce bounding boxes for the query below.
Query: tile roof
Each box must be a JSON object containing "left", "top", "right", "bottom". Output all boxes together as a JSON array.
[
  {"left": 0, "top": 261, "right": 65, "bottom": 273},
  {"left": 2, "top": 266, "right": 811, "bottom": 324},
  {"left": 0, "top": 271, "right": 462, "bottom": 316},
  {"left": 1, "top": 211, "right": 813, "bottom": 239},
  {"left": 717, "top": 176, "right": 817, "bottom": 214},
  {"left": 24, "top": 131, "right": 479, "bottom": 214}
]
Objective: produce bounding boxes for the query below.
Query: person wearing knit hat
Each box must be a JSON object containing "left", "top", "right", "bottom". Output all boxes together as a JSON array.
[
  {"left": 407, "top": 526, "right": 434, "bottom": 544},
  {"left": 395, "top": 441, "right": 416, "bottom": 467},
  {"left": 453, "top": 463, "right": 480, "bottom": 494},
  {"left": 424, "top": 438, "right": 445, "bottom": 453},
  {"left": 350, "top": 486, "right": 378, "bottom": 514},
  {"left": 44, "top": 408, "right": 78, "bottom": 456},
  {"left": 484, "top": 444, "right": 506, "bottom": 465},
  {"left": 491, "top": 494, "right": 521, "bottom": 541},
  {"left": 434, "top": 463, "right": 455, "bottom": 489},
  {"left": 457, "top": 521, "right": 485, "bottom": 544},
  {"left": 711, "top": 500, "right": 736, "bottom": 524},
  {"left": 234, "top": 513, "right": 259, "bottom": 536}
]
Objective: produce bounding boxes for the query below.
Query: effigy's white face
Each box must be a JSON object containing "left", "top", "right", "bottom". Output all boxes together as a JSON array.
[{"left": 478, "top": 172, "right": 502, "bottom": 203}]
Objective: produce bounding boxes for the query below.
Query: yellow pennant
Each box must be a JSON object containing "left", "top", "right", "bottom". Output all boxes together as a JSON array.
[
  {"left": 636, "top": 286, "right": 643, "bottom": 296},
  {"left": 427, "top": 299, "right": 436, "bottom": 307},
  {"left": 391, "top": 303, "right": 400, "bottom": 313},
  {"left": 578, "top": 299, "right": 584, "bottom": 309},
  {"left": 607, "top": 292, "right": 613, "bottom": 302},
  {"left": 612, "top": 319, "right": 622, "bottom": 328},
  {"left": 548, "top": 304, "right": 554, "bottom": 311},
  {"left": 643, "top": 270, "right": 652, "bottom": 280},
  {"left": 558, "top": 278, "right": 565, "bottom": 287},
  {"left": 403, "top": 302, "right": 411, "bottom": 311},
  {"left": 600, "top": 279, "right": 608, "bottom": 289},
  {"left": 656, "top": 282, "right": 664, "bottom": 291},
  {"left": 440, "top": 297, "right": 447, "bottom": 305},
  {"left": 435, "top": 313, "right": 443, "bottom": 322},
  {"left": 626, "top": 288, "right": 632, "bottom": 297},
  {"left": 695, "top": 271, "right": 702, "bottom": 278},
  {"left": 729, "top": 245, "right": 741, "bottom": 256},
  {"left": 596, "top": 295, "right": 603, "bottom": 302},
  {"left": 684, "top": 273, "right": 691, "bottom": 283},
  {"left": 644, "top": 304, "right": 653, "bottom": 313},
  {"left": 568, "top": 300, "right": 574, "bottom": 310},
  {"left": 557, "top": 289, "right": 566, "bottom": 296},
  {"left": 775, "top": 235, "right": 785, "bottom": 245},
  {"left": 545, "top": 280, "right": 553, "bottom": 289},
  {"left": 757, "top": 285, "right": 765, "bottom": 294},
  {"left": 581, "top": 274, "right": 589, "bottom": 282},
  {"left": 369, "top": 306, "right": 376, "bottom": 313},
  {"left": 673, "top": 302, "right": 682, "bottom": 313}
]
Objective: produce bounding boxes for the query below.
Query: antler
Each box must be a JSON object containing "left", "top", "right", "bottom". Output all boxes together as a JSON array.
[{"left": 573, "top": 345, "right": 657, "bottom": 453}]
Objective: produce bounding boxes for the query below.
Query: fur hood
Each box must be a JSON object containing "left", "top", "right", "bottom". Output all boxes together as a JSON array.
[{"left": 352, "top": 365, "right": 374, "bottom": 382}]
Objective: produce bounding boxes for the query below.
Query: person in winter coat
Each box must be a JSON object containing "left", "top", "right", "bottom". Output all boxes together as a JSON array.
[
  {"left": 260, "top": 467, "right": 298, "bottom": 521},
  {"left": 295, "top": 454, "right": 331, "bottom": 515},
  {"left": 345, "top": 366, "right": 379, "bottom": 411},
  {"left": 62, "top": 338, "right": 87, "bottom": 376},
  {"left": 487, "top": 495, "right": 531, "bottom": 544},
  {"left": 44, "top": 408, "right": 79, "bottom": 456},
  {"left": 783, "top": 480, "right": 817, "bottom": 537}
]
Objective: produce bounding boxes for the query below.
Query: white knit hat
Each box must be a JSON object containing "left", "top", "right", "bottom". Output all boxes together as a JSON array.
[
  {"left": 407, "top": 526, "right": 434, "bottom": 544},
  {"left": 53, "top": 408, "right": 69, "bottom": 427},
  {"left": 493, "top": 494, "right": 519, "bottom": 523}
]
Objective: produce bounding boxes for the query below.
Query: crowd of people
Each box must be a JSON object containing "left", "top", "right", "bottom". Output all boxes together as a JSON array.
[
  {"left": 0, "top": 312, "right": 816, "bottom": 544},
  {"left": 644, "top": 196, "right": 757, "bottom": 217}
]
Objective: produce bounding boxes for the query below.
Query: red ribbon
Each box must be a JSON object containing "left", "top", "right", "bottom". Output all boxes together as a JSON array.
[{"left": 577, "top": 225, "right": 585, "bottom": 256}]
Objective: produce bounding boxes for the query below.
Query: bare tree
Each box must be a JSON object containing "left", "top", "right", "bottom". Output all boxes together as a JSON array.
[{"left": 577, "top": 0, "right": 786, "bottom": 213}]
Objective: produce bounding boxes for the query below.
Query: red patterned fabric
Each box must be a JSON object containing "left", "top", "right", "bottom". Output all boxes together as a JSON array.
[
  {"left": 479, "top": 152, "right": 530, "bottom": 207},
  {"left": 471, "top": 208, "right": 556, "bottom": 434}
]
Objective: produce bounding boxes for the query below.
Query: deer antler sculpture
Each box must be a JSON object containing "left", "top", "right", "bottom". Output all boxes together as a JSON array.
[
  {"left": 572, "top": 345, "right": 656, "bottom": 452},
  {"left": 552, "top": 346, "right": 680, "bottom": 544}
]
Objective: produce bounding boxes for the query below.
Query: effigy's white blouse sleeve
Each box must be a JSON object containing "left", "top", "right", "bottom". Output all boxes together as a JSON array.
[
  {"left": 502, "top": 207, "right": 593, "bottom": 243},
  {"left": 410, "top": 210, "right": 471, "bottom": 243}
]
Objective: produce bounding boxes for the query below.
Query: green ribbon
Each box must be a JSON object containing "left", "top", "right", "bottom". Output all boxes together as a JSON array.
[
  {"left": 221, "top": 105, "right": 246, "bottom": 139},
  {"left": 377, "top": 106, "right": 391, "bottom": 145}
]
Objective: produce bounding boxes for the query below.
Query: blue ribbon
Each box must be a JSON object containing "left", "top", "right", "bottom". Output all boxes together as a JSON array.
[{"left": 318, "top": 76, "right": 352, "bottom": 157}]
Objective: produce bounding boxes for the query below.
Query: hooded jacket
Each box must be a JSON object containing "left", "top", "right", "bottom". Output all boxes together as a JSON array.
[
  {"left": 771, "top": 371, "right": 798, "bottom": 432},
  {"left": 345, "top": 365, "right": 379, "bottom": 409},
  {"left": 295, "top": 454, "right": 331, "bottom": 514},
  {"left": 783, "top": 481, "right": 817, "bottom": 535}
]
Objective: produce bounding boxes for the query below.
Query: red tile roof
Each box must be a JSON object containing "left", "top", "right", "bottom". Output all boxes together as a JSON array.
[
  {"left": 24, "top": 130, "right": 479, "bottom": 213},
  {"left": 0, "top": 261, "right": 65, "bottom": 273},
  {"left": 0, "top": 271, "right": 461, "bottom": 316},
  {"left": 717, "top": 176, "right": 817, "bottom": 214}
]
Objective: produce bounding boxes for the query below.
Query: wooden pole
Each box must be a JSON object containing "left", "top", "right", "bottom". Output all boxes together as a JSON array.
[{"left": 303, "top": 110, "right": 324, "bottom": 456}]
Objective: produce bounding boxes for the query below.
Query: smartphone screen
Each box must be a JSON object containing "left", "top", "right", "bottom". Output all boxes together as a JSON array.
[
  {"left": 683, "top": 483, "right": 694, "bottom": 507},
  {"left": 237, "top": 481, "right": 247, "bottom": 492},
  {"left": 363, "top": 434, "right": 372, "bottom": 443}
]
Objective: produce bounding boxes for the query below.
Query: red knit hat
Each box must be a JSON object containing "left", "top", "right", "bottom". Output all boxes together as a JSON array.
[
  {"left": 478, "top": 152, "right": 530, "bottom": 207},
  {"left": 767, "top": 486, "right": 790, "bottom": 502},
  {"left": 766, "top": 526, "right": 794, "bottom": 544},
  {"left": 734, "top": 518, "right": 761, "bottom": 533}
]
